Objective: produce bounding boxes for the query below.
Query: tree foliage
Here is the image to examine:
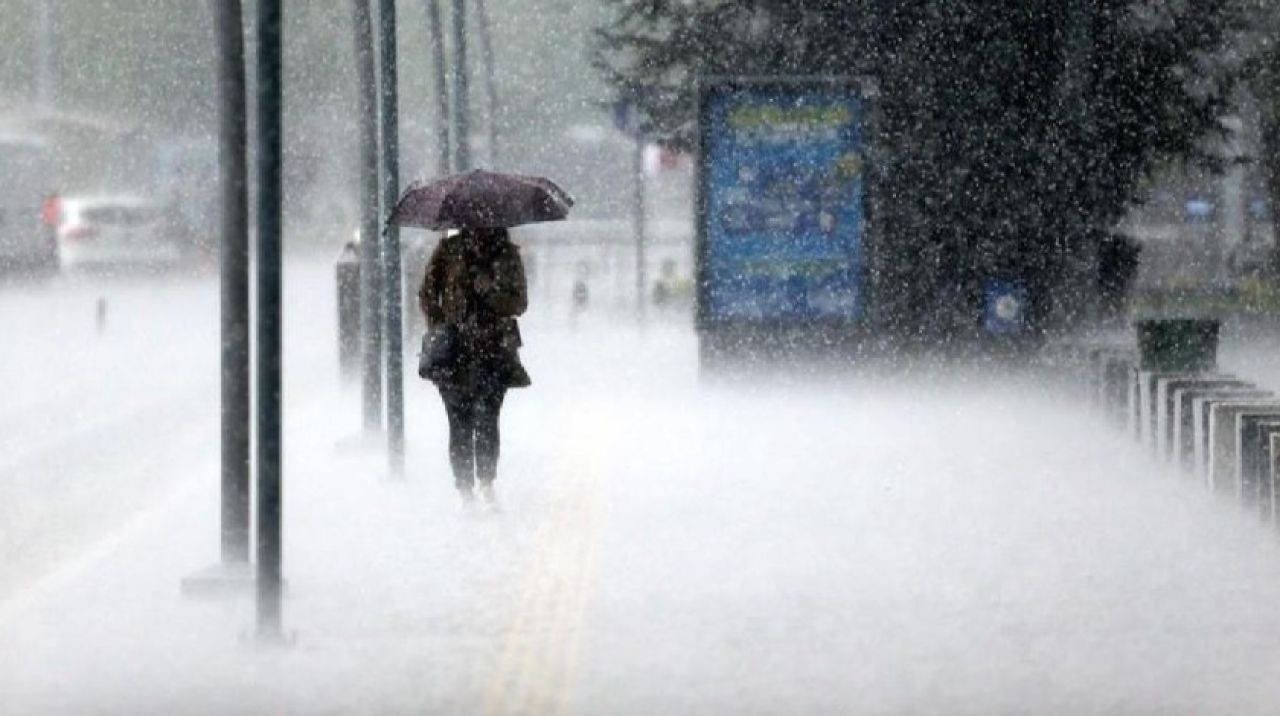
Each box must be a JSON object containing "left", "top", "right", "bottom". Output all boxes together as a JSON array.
[{"left": 596, "top": 0, "right": 1243, "bottom": 335}]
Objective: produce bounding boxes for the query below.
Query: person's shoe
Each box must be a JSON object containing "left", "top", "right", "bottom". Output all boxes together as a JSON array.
[
  {"left": 478, "top": 481, "right": 501, "bottom": 512},
  {"left": 458, "top": 485, "right": 477, "bottom": 511}
]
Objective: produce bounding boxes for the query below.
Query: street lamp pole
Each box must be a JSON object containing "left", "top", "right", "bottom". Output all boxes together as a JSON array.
[
  {"left": 355, "top": 0, "right": 385, "bottom": 433},
  {"left": 179, "top": 0, "right": 253, "bottom": 600},
  {"left": 633, "top": 127, "right": 647, "bottom": 321},
  {"left": 451, "top": 0, "right": 471, "bottom": 171},
  {"left": 213, "top": 0, "right": 251, "bottom": 566},
  {"left": 474, "top": 0, "right": 499, "bottom": 165},
  {"left": 378, "top": 0, "right": 406, "bottom": 475},
  {"left": 425, "top": 0, "right": 452, "bottom": 175},
  {"left": 254, "top": 0, "right": 285, "bottom": 641},
  {"left": 33, "top": 0, "right": 56, "bottom": 106}
]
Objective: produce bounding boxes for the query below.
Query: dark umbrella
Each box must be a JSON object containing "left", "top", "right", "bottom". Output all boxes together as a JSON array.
[{"left": 389, "top": 169, "right": 573, "bottom": 231}]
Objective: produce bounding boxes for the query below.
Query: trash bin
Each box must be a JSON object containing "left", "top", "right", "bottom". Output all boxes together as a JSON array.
[
  {"left": 336, "top": 241, "right": 361, "bottom": 381},
  {"left": 1135, "top": 318, "right": 1219, "bottom": 373}
]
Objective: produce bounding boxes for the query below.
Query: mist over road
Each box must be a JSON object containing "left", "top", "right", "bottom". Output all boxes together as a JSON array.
[{"left": 4, "top": 258, "right": 1280, "bottom": 713}]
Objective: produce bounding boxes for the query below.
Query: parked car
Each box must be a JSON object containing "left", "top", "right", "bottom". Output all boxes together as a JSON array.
[
  {"left": 56, "top": 195, "right": 182, "bottom": 271},
  {"left": 0, "top": 134, "right": 59, "bottom": 274}
]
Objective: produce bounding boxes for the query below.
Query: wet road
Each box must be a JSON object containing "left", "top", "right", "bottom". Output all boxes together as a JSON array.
[{"left": 5, "top": 260, "right": 1280, "bottom": 713}]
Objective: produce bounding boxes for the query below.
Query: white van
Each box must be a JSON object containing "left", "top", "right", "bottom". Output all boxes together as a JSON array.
[{"left": 0, "top": 134, "right": 59, "bottom": 274}]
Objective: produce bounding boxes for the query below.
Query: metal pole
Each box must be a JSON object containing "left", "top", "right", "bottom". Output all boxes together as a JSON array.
[
  {"left": 255, "top": 0, "right": 285, "bottom": 640},
  {"left": 451, "top": 0, "right": 471, "bottom": 171},
  {"left": 355, "top": 0, "right": 384, "bottom": 433},
  {"left": 474, "top": 0, "right": 499, "bottom": 165},
  {"left": 33, "top": 0, "right": 55, "bottom": 106},
  {"left": 425, "top": 0, "right": 452, "bottom": 175},
  {"left": 213, "top": 0, "right": 251, "bottom": 565},
  {"left": 379, "top": 0, "right": 406, "bottom": 475},
  {"left": 633, "top": 133, "right": 647, "bottom": 320}
]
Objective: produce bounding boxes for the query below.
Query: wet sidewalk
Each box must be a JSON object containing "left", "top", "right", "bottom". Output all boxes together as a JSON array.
[{"left": 6, "top": 323, "right": 1280, "bottom": 714}]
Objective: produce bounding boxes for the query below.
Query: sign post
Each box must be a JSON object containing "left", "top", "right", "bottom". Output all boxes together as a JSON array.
[
  {"left": 451, "top": 0, "right": 471, "bottom": 170},
  {"left": 426, "top": 0, "right": 451, "bottom": 175},
  {"left": 355, "top": 0, "right": 384, "bottom": 434},
  {"left": 180, "top": 0, "right": 252, "bottom": 599},
  {"left": 615, "top": 99, "right": 648, "bottom": 321},
  {"left": 215, "top": 0, "right": 251, "bottom": 569},
  {"left": 255, "top": 0, "right": 285, "bottom": 642},
  {"left": 633, "top": 123, "right": 647, "bottom": 321},
  {"left": 379, "top": 0, "right": 405, "bottom": 476}
]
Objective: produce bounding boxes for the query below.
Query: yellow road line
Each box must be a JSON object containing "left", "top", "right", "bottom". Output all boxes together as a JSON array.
[
  {"left": 553, "top": 475, "right": 604, "bottom": 715},
  {"left": 480, "top": 410, "right": 611, "bottom": 716}
]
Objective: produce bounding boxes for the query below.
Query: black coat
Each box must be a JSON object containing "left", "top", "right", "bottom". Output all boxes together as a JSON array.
[{"left": 418, "top": 233, "right": 531, "bottom": 389}]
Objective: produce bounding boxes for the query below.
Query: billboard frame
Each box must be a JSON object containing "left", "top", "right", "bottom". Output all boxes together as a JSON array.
[{"left": 695, "top": 76, "right": 881, "bottom": 359}]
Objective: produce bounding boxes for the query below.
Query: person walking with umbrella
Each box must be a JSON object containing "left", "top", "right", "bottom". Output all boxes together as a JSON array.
[
  {"left": 393, "top": 170, "right": 572, "bottom": 506},
  {"left": 418, "top": 226, "right": 529, "bottom": 505}
]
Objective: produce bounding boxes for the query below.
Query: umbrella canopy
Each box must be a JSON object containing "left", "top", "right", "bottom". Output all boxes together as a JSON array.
[{"left": 389, "top": 169, "right": 574, "bottom": 231}]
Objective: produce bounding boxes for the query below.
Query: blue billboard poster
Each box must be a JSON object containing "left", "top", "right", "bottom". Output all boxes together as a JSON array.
[{"left": 698, "top": 80, "right": 868, "bottom": 325}]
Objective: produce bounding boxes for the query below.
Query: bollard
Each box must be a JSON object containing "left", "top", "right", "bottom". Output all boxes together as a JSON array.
[
  {"left": 1169, "top": 381, "right": 1255, "bottom": 468},
  {"left": 1238, "top": 416, "right": 1280, "bottom": 512},
  {"left": 1212, "top": 404, "right": 1280, "bottom": 500},
  {"left": 336, "top": 241, "right": 362, "bottom": 381},
  {"left": 1101, "top": 351, "right": 1138, "bottom": 411},
  {"left": 1083, "top": 344, "right": 1108, "bottom": 407},
  {"left": 95, "top": 297, "right": 107, "bottom": 335},
  {"left": 1104, "top": 356, "right": 1138, "bottom": 429},
  {"left": 1192, "top": 393, "right": 1271, "bottom": 478},
  {"left": 1127, "top": 363, "right": 1142, "bottom": 440},
  {"left": 1136, "top": 370, "right": 1196, "bottom": 448},
  {"left": 1086, "top": 348, "right": 1137, "bottom": 419},
  {"left": 1206, "top": 400, "right": 1280, "bottom": 497},
  {"left": 1154, "top": 375, "right": 1238, "bottom": 461},
  {"left": 1087, "top": 346, "right": 1136, "bottom": 424}
]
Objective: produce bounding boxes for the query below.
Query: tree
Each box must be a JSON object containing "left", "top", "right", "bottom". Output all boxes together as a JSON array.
[{"left": 595, "top": 0, "right": 1242, "bottom": 338}]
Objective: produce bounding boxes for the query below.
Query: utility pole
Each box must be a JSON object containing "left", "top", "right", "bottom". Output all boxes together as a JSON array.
[
  {"left": 621, "top": 100, "right": 647, "bottom": 320},
  {"left": 33, "top": 0, "right": 56, "bottom": 106},
  {"left": 474, "top": 0, "right": 499, "bottom": 165},
  {"left": 425, "top": 0, "right": 452, "bottom": 175},
  {"left": 633, "top": 129, "right": 647, "bottom": 321},
  {"left": 255, "top": 0, "right": 285, "bottom": 642},
  {"left": 378, "top": 0, "right": 406, "bottom": 475},
  {"left": 451, "top": 0, "right": 471, "bottom": 171},
  {"left": 213, "top": 0, "right": 251, "bottom": 567},
  {"left": 355, "top": 0, "right": 384, "bottom": 433},
  {"left": 181, "top": 0, "right": 253, "bottom": 599}
]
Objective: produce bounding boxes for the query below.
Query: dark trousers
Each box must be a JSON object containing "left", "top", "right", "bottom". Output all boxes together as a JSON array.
[{"left": 438, "top": 383, "right": 507, "bottom": 489}]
